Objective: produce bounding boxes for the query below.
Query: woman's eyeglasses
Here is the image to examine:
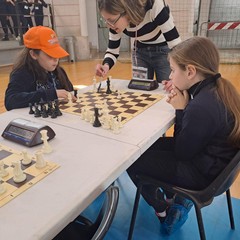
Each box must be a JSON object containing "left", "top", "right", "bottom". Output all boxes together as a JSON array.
[{"left": 103, "top": 12, "right": 126, "bottom": 27}]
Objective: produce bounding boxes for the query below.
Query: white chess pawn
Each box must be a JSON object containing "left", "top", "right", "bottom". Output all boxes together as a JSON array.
[
  {"left": 35, "top": 151, "right": 47, "bottom": 169},
  {"left": 117, "top": 115, "right": 123, "bottom": 128},
  {"left": 67, "top": 92, "right": 74, "bottom": 106},
  {"left": 80, "top": 107, "right": 86, "bottom": 120},
  {"left": 117, "top": 90, "right": 122, "bottom": 99},
  {"left": 21, "top": 149, "right": 32, "bottom": 165},
  {"left": 0, "top": 178, "right": 6, "bottom": 195},
  {"left": 40, "top": 130, "right": 53, "bottom": 154},
  {"left": 112, "top": 118, "right": 121, "bottom": 134},
  {"left": 92, "top": 76, "right": 97, "bottom": 92},
  {"left": 102, "top": 116, "right": 111, "bottom": 129},
  {"left": 76, "top": 92, "right": 82, "bottom": 103},
  {"left": 0, "top": 161, "right": 8, "bottom": 178},
  {"left": 12, "top": 161, "right": 27, "bottom": 183}
]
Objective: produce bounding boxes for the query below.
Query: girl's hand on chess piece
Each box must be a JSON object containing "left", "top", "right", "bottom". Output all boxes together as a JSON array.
[
  {"left": 162, "top": 80, "right": 173, "bottom": 93},
  {"left": 166, "top": 85, "right": 189, "bottom": 110},
  {"left": 56, "top": 89, "right": 76, "bottom": 101},
  {"left": 96, "top": 64, "right": 109, "bottom": 77}
]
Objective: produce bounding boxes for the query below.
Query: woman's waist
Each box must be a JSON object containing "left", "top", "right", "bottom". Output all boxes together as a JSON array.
[{"left": 135, "top": 41, "right": 167, "bottom": 49}]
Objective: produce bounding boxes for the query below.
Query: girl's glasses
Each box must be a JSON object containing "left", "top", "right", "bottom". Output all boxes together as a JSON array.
[{"left": 104, "top": 12, "right": 126, "bottom": 27}]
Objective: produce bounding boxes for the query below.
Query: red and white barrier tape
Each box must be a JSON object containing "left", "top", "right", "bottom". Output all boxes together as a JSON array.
[{"left": 208, "top": 21, "right": 240, "bottom": 30}]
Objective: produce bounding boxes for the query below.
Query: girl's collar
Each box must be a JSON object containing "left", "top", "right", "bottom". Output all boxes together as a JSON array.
[{"left": 188, "top": 73, "right": 221, "bottom": 99}]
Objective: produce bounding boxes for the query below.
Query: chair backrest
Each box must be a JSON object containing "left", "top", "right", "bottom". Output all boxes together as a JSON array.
[
  {"left": 92, "top": 185, "right": 119, "bottom": 240},
  {"left": 199, "top": 150, "right": 240, "bottom": 203}
]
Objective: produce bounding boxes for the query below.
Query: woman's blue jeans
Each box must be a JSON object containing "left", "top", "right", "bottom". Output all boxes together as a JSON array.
[{"left": 132, "top": 44, "right": 171, "bottom": 83}]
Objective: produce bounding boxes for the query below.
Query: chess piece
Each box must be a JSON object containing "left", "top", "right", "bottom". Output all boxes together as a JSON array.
[
  {"left": 92, "top": 76, "right": 97, "bottom": 92},
  {"left": 29, "top": 103, "right": 34, "bottom": 114},
  {"left": 102, "top": 115, "right": 111, "bottom": 129},
  {"left": 80, "top": 107, "right": 86, "bottom": 120},
  {"left": 41, "top": 105, "right": 48, "bottom": 118},
  {"left": 106, "top": 77, "right": 112, "bottom": 94},
  {"left": 117, "top": 115, "right": 123, "bottom": 128},
  {"left": 93, "top": 107, "right": 102, "bottom": 127},
  {"left": 47, "top": 101, "right": 54, "bottom": 115},
  {"left": 21, "top": 149, "right": 32, "bottom": 165},
  {"left": 34, "top": 103, "right": 41, "bottom": 117},
  {"left": 54, "top": 99, "right": 62, "bottom": 116},
  {"left": 0, "top": 178, "right": 6, "bottom": 195},
  {"left": 35, "top": 151, "right": 47, "bottom": 169},
  {"left": 40, "top": 130, "right": 53, "bottom": 153},
  {"left": 12, "top": 161, "right": 27, "bottom": 183},
  {"left": 67, "top": 92, "right": 74, "bottom": 106},
  {"left": 0, "top": 161, "right": 9, "bottom": 178},
  {"left": 112, "top": 118, "right": 121, "bottom": 134},
  {"left": 97, "top": 77, "right": 103, "bottom": 93},
  {"left": 117, "top": 90, "right": 122, "bottom": 99},
  {"left": 76, "top": 92, "right": 82, "bottom": 103},
  {"left": 39, "top": 99, "right": 45, "bottom": 113},
  {"left": 51, "top": 110, "right": 58, "bottom": 119}
]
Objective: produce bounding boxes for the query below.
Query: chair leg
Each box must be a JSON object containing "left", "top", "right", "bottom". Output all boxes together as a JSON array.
[
  {"left": 128, "top": 184, "right": 142, "bottom": 240},
  {"left": 195, "top": 206, "right": 206, "bottom": 240},
  {"left": 226, "top": 189, "right": 235, "bottom": 229}
]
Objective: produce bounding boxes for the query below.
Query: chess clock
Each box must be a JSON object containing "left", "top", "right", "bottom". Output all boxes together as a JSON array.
[
  {"left": 2, "top": 118, "right": 56, "bottom": 147},
  {"left": 128, "top": 79, "right": 159, "bottom": 91}
]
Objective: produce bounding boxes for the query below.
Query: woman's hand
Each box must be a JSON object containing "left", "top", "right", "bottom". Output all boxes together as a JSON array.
[
  {"left": 95, "top": 64, "right": 109, "bottom": 77},
  {"left": 166, "top": 85, "right": 189, "bottom": 109}
]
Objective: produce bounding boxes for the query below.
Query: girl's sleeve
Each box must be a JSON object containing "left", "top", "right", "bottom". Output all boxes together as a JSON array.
[{"left": 5, "top": 71, "right": 57, "bottom": 110}]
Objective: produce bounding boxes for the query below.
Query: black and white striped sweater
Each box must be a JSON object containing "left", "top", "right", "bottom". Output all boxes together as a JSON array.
[{"left": 103, "top": 0, "right": 181, "bottom": 69}]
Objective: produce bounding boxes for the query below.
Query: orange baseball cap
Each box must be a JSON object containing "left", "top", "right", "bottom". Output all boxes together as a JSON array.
[{"left": 24, "top": 26, "right": 69, "bottom": 59}]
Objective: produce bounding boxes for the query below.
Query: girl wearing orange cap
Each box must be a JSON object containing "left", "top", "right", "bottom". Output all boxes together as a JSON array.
[{"left": 5, "top": 26, "right": 76, "bottom": 110}]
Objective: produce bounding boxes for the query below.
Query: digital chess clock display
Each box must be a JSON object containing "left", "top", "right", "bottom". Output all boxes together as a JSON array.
[
  {"left": 2, "top": 118, "right": 56, "bottom": 147},
  {"left": 128, "top": 79, "right": 159, "bottom": 91},
  {"left": 8, "top": 125, "right": 35, "bottom": 140},
  {"left": 131, "top": 81, "right": 151, "bottom": 86}
]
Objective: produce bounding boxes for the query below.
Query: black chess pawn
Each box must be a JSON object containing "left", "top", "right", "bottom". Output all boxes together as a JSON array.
[
  {"left": 51, "top": 110, "right": 58, "bottom": 119},
  {"left": 29, "top": 103, "right": 34, "bottom": 114},
  {"left": 39, "top": 99, "right": 45, "bottom": 113},
  {"left": 34, "top": 104, "right": 41, "bottom": 117},
  {"left": 41, "top": 105, "right": 48, "bottom": 118},
  {"left": 93, "top": 107, "right": 102, "bottom": 127},
  {"left": 54, "top": 99, "right": 62, "bottom": 116},
  {"left": 47, "top": 101, "right": 53, "bottom": 116},
  {"left": 106, "top": 78, "right": 112, "bottom": 94}
]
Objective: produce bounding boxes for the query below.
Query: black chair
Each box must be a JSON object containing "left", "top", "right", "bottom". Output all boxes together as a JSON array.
[
  {"left": 54, "top": 185, "right": 119, "bottom": 240},
  {"left": 128, "top": 150, "right": 240, "bottom": 240}
]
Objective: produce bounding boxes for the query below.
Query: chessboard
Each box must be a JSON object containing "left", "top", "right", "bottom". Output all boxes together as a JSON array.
[
  {"left": 0, "top": 144, "right": 59, "bottom": 207},
  {"left": 59, "top": 90, "right": 164, "bottom": 124}
]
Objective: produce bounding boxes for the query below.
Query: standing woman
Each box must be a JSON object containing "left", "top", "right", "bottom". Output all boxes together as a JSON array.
[
  {"left": 95, "top": 0, "right": 181, "bottom": 83},
  {"left": 32, "top": 0, "right": 47, "bottom": 26}
]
